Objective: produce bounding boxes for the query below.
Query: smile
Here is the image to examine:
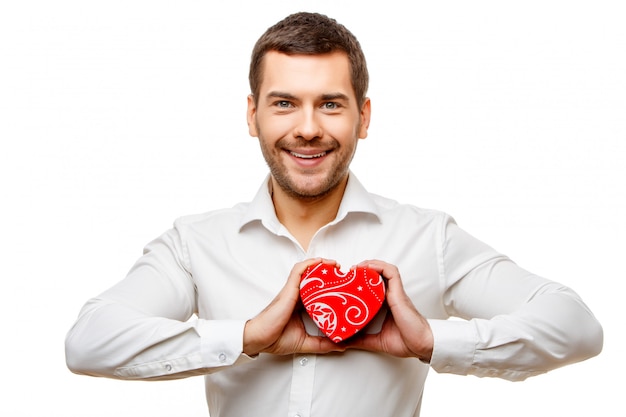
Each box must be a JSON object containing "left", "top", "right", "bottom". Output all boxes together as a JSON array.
[{"left": 289, "top": 151, "right": 327, "bottom": 159}]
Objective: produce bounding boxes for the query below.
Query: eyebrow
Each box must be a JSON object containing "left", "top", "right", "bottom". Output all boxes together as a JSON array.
[
  {"left": 322, "top": 92, "right": 350, "bottom": 102},
  {"left": 265, "top": 91, "right": 351, "bottom": 102},
  {"left": 266, "top": 91, "right": 297, "bottom": 101}
]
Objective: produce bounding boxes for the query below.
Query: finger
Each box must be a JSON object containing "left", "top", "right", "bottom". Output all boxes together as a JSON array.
[
  {"left": 289, "top": 257, "right": 338, "bottom": 281},
  {"left": 274, "top": 257, "right": 341, "bottom": 321},
  {"left": 281, "top": 258, "right": 322, "bottom": 300},
  {"left": 343, "top": 333, "right": 380, "bottom": 352},
  {"left": 286, "top": 258, "right": 340, "bottom": 293},
  {"left": 299, "top": 335, "right": 346, "bottom": 354},
  {"left": 355, "top": 261, "right": 411, "bottom": 313},
  {"left": 355, "top": 260, "right": 400, "bottom": 281}
]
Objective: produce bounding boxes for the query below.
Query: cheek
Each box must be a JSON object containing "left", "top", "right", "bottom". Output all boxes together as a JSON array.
[
  {"left": 325, "top": 117, "right": 361, "bottom": 140},
  {"left": 257, "top": 113, "right": 295, "bottom": 141}
]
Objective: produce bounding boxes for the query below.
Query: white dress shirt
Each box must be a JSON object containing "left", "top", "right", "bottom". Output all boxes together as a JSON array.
[{"left": 65, "top": 173, "right": 602, "bottom": 417}]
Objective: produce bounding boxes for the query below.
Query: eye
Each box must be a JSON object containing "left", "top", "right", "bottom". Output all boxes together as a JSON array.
[
  {"left": 322, "top": 102, "right": 340, "bottom": 110},
  {"left": 275, "top": 100, "right": 292, "bottom": 108}
]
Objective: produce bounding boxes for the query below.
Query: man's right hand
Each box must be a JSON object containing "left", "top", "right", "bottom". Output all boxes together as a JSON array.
[{"left": 242, "top": 258, "right": 346, "bottom": 356}]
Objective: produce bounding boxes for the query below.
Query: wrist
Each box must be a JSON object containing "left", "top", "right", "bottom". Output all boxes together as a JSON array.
[
  {"left": 242, "top": 320, "right": 261, "bottom": 357},
  {"left": 414, "top": 319, "right": 434, "bottom": 364}
]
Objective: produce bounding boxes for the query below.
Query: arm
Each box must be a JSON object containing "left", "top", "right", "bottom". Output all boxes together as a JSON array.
[
  {"left": 345, "top": 216, "right": 603, "bottom": 381},
  {"left": 430, "top": 251, "right": 603, "bottom": 380},
  {"left": 431, "top": 217, "right": 603, "bottom": 380},
  {"left": 65, "top": 227, "right": 250, "bottom": 380},
  {"left": 65, "top": 227, "right": 343, "bottom": 380}
]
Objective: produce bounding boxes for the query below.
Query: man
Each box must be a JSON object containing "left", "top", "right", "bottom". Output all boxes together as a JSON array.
[{"left": 65, "top": 12, "right": 603, "bottom": 417}]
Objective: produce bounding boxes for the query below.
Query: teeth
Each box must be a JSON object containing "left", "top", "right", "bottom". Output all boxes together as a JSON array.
[{"left": 290, "top": 151, "right": 327, "bottom": 159}]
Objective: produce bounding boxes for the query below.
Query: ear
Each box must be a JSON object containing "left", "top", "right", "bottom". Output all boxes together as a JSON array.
[
  {"left": 246, "top": 94, "right": 258, "bottom": 137},
  {"left": 358, "top": 98, "right": 371, "bottom": 139}
]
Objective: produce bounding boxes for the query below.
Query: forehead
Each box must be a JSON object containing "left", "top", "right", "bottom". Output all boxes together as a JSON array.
[{"left": 259, "top": 51, "right": 355, "bottom": 98}]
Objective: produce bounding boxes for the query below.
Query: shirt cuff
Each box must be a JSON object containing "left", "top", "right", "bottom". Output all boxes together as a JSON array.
[
  {"left": 428, "top": 318, "right": 477, "bottom": 375},
  {"left": 197, "top": 319, "right": 256, "bottom": 368}
]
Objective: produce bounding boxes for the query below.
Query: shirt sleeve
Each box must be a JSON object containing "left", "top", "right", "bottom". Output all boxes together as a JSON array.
[
  {"left": 427, "top": 215, "right": 603, "bottom": 381},
  {"left": 65, "top": 225, "right": 255, "bottom": 380}
]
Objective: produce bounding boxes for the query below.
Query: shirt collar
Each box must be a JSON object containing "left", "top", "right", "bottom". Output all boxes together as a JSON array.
[{"left": 238, "top": 172, "right": 382, "bottom": 232}]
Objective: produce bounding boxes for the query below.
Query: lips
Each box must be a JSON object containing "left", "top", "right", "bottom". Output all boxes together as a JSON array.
[
  {"left": 289, "top": 151, "right": 327, "bottom": 159},
  {"left": 286, "top": 148, "right": 332, "bottom": 167}
]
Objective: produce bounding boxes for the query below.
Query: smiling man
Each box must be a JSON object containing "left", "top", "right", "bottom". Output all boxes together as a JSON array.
[
  {"left": 65, "top": 12, "right": 603, "bottom": 417},
  {"left": 247, "top": 50, "right": 370, "bottom": 250}
]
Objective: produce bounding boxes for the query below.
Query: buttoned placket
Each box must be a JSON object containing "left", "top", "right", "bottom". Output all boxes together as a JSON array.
[
  {"left": 274, "top": 212, "right": 336, "bottom": 416},
  {"left": 286, "top": 231, "right": 319, "bottom": 417},
  {"left": 286, "top": 354, "right": 316, "bottom": 417}
]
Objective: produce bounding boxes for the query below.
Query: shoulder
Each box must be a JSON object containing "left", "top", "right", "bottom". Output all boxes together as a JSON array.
[
  {"left": 173, "top": 202, "right": 250, "bottom": 230},
  {"left": 369, "top": 191, "right": 453, "bottom": 225}
]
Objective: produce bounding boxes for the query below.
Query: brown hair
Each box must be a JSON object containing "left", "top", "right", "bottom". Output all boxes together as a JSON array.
[{"left": 249, "top": 12, "right": 369, "bottom": 107}]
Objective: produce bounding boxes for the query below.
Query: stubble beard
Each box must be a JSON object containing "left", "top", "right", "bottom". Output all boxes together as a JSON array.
[{"left": 259, "top": 135, "right": 354, "bottom": 202}]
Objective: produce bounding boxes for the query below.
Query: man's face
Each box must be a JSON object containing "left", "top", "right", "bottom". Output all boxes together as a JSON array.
[{"left": 247, "top": 51, "right": 370, "bottom": 200}]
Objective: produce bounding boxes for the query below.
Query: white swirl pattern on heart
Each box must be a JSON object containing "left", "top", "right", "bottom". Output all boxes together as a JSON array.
[{"left": 300, "top": 263, "right": 385, "bottom": 342}]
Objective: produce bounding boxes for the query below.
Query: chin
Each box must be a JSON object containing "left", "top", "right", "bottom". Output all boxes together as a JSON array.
[{"left": 284, "top": 175, "right": 344, "bottom": 200}]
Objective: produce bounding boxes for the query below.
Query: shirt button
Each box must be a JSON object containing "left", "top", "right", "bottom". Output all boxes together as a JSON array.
[
  {"left": 299, "top": 357, "right": 309, "bottom": 366},
  {"left": 164, "top": 363, "right": 172, "bottom": 372},
  {"left": 218, "top": 353, "right": 227, "bottom": 362}
]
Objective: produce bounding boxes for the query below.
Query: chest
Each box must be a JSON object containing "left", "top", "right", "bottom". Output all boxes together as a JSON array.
[{"left": 186, "top": 217, "right": 446, "bottom": 320}]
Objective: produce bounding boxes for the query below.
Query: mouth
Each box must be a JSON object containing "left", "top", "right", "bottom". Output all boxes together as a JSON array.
[{"left": 289, "top": 151, "right": 328, "bottom": 159}]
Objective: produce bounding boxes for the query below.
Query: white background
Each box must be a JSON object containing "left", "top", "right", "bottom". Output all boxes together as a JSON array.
[{"left": 1, "top": 1, "right": 624, "bottom": 415}]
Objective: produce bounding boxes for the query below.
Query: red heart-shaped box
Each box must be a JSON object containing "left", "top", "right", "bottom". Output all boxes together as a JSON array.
[{"left": 300, "top": 262, "right": 386, "bottom": 342}]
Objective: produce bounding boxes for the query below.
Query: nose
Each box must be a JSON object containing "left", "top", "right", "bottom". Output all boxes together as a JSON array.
[{"left": 293, "top": 108, "right": 323, "bottom": 141}]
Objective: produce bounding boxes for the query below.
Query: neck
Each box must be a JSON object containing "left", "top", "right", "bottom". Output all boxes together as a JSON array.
[{"left": 270, "top": 176, "right": 348, "bottom": 251}]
